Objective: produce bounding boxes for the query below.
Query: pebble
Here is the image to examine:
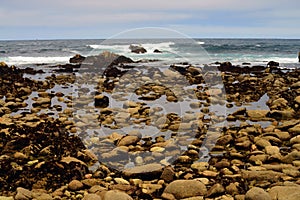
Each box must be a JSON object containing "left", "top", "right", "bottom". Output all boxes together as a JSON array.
[
  {"left": 162, "top": 180, "right": 207, "bottom": 199},
  {"left": 114, "top": 178, "right": 130, "bottom": 185},
  {"left": 117, "top": 136, "right": 140, "bottom": 146}
]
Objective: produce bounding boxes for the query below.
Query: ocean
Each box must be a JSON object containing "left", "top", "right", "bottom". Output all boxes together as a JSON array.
[{"left": 0, "top": 38, "right": 300, "bottom": 68}]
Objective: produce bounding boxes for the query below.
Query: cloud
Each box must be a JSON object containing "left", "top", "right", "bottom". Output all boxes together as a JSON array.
[{"left": 0, "top": 0, "right": 300, "bottom": 39}]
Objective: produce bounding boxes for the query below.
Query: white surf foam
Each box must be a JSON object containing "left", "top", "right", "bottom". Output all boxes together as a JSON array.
[{"left": 4, "top": 56, "right": 70, "bottom": 65}]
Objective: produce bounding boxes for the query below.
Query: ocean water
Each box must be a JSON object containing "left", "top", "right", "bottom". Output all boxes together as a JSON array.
[{"left": 0, "top": 38, "right": 300, "bottom": 67}]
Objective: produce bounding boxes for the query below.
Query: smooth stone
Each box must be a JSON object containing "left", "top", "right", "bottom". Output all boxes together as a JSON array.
[
  {"left": 117, "top": 136, "right": 140, "bottom": 146},
  {"left": 114, "top": 178, "right": 130, "bottom": 185},
  {"left": 160, "top": 166, "right": 175, "bottom": 183},
  {"left": 68, "top": 180, "right": 84, "bottom": 191},
  {"left": 162, "top": 180, "right": 207, "bottom": 199},
  {"left": 245, "top": 187, "right": 271, "bottom": 200},
  {"left": 268, "top": 185, "right": 300, "bottom": 200},
  {"left": 191, "top": 162, "right": 209, "bottom": 172},
  {"left": 123, "top": 164, "right": 163, "bottom": 179},
  {"left": 294, "top": 96, "right": 300, "bottom": 104},
  {"left": 103, "top": 190, "right": 133, "bottom": 200},
  {"left": 265, "top": 146, "right": 280, "bottom": 155}
]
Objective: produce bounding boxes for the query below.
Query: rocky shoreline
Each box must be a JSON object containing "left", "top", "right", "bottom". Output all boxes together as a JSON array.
[{"left": 0, "top": 53, "right": 300, "bottom": 200}]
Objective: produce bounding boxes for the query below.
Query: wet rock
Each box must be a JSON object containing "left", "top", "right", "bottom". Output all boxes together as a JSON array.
[
  {"left": 245, "top": 187, "right": 271, "bottom": 200},
  {"left": 70, "top": 54, "right": 86, "bottom": 64},
  {"left": 162, "top": 180, "right": 207, "bottom": 199},
  {"left": 68, "top": 180, "right": 84, "bottom": 191},
  {"left": 267, "top": 61, "right": 279, "bottom": 67},
  {"left": 129, "top": 44, "right": 147, "bottom": 54},
  {"left": 153, "top": 49, "right": 162, "bottom": 53},
  {"left": 94, "top": 95, "right": 109, "bottom": 108},
  {"left": 103, "top": 190, "right": 133, "bottom": 200},
  {"left": 268, "top": 185, "right": 300, "bottom": 200}
]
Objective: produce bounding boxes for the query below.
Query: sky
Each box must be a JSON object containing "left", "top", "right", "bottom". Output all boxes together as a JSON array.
[{"left": 1, "top": 0, "right": 300, "bottom": 40}]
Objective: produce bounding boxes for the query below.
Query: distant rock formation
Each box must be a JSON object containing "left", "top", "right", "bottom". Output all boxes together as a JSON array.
[
  {"left": 129, "top": 44, "right": 147, "bottom": 54},
  {"left": 153, "top": 49, "right": 162, "bottom": 53},
  {"left": 69, "top": 54, "right": 85, "bottom": 64}
]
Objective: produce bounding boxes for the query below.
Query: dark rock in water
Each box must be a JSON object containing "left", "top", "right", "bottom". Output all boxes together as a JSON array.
[
  {"left": 220, "top": 62, "right": 232, "bottom": 67},
  {"left": 82, "top": 51, "right": 133, "bottom": 73},
  {"left": 94, "top": 95, "right": 109, "bottom": 108},
  {"left": 267, "top": 61, "right": 279, "bottom": 67},
  {"left": 53, "top": 63, "right": 80, "bottom": 73},
  {"left": 69, "top": 54, "right": 86, "bottom": 64},
  {"left": 153, "top": 49, "right": 162, "bottom": 53},
  {"left": 129, "top": 44, "right": 147, "bottom": 54},
  {"left": 103, "top": 66, "right": 127, "bottom": 77},
  {"left": 242, "top": 62, "right": 251, "bottom": 65}
]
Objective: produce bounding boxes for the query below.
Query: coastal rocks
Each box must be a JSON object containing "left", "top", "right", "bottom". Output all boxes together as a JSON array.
[
  {"left": 129, "top": 44, "right": 147, "bottom": 54},
  {"left": 162, "top": 180, "right": 207, "bottom": 199}
]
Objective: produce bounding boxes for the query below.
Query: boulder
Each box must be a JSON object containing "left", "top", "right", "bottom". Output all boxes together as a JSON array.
[{"left": 129, "top": 44, "right": 147, "bottom": 54}]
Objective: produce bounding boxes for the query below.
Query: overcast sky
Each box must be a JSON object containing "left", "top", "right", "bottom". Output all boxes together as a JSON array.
[{"left": 1, "top": 0, "right": 300, "bottom": 40}]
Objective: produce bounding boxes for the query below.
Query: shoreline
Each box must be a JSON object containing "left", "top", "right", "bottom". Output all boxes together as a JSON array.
[{"left": 0, "top": 53, "right": 300, "bottom": 199}]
